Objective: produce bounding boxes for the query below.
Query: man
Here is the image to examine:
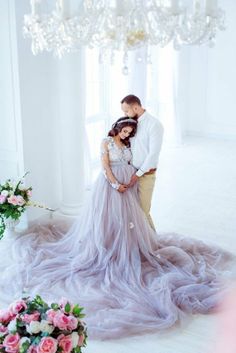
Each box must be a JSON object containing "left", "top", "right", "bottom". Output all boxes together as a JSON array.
[{"left": 121, "top": 94, "right": 164, "bottom": 230}]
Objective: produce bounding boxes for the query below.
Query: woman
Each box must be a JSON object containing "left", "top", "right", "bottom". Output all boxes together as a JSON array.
[{"left": 0, "top": 118, "right": 233, "bottom": 339}]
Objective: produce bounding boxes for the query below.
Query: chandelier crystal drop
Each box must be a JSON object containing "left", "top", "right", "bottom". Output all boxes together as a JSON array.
[{"left": 23, "top": 0, "right": 226, "bottom": 71}]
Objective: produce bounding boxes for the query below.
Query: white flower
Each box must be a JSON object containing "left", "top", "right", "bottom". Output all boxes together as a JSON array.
[
  {"left": 71, "top": 332, "right": 79, "bottom": 348},
  {"left": 19, "top": 337, "right": 30, "bottom": 347},
  {"left": 129, "top": 222, "right": 134, "bottom": 229},
  {"left": 7, "top": 319, "right": 17, "bottom": 332},
  {"left": 26, "top": 320, "right": 41, "bottom": 334},
  {"left": 1, "top": 190, "right": 8, "bottom": 197},
  {"left": 40, "top": 320, "right": 54, "bottom": 334}
]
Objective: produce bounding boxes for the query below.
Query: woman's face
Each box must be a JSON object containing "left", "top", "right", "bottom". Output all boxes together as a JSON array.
[{"left": 119, "top": 126, "right": 133, "bottom": 140}]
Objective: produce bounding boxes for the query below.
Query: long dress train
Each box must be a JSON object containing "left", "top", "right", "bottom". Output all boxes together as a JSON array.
[{"left": 0, "top": 137, "right": 234, "bottom": 339}]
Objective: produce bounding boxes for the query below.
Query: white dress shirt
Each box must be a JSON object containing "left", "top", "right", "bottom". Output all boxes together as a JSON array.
[{"left": 130, "top": 111, "right": 164, "bottom": 177}]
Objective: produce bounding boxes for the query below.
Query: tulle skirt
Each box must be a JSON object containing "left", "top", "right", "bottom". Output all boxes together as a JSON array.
[{"left": 0, "top": 162, "right": 234, "bottom": 339}]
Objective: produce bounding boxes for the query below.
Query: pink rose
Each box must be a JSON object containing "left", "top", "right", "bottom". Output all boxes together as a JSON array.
[
  {"left": 28, "top": 345, "right": 38, "bottom": 353},
  {"left": 0, "top": 325, "right": 8, "bottom": 336},
  {"left": 57, "top": 335, "right": 73, "bottom": 353},
  {"left": 53, "top": 312, "right": 70, "bottom": 330},
  {"left": 46, "top": 310, "right": 57, "bottom": 324},
  {"left": 67, "top": 316, "right": 78, "bottom": 331},
  {"left": 16, "top": 196, "right": 25, "bottom": 206},
  {"left": 0, "top": 195, "right": 6, "bottom": 204},
  {"left": 9, "top": 300, "right": 27, "bottom": 315},
  {"left": 22, "top": 312, "right": 40, "bottom": 324},
  {"left": 3, "top": 333, "right": 20, "bottom": 353},
  {"left": 0, "top": 310, "right": 12, "bottom": 324},
  {"left": 78, "top": 334, "right": 84, "bottom": 347},
  {"left": 37, "top": 337, "right": 57, "bottom": 353},
  {"left": 7, "top": 196, "right": 19, "bottom": 206}
]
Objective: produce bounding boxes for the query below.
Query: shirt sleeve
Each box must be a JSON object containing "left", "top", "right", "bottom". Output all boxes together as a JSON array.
[{"left": 136, "top": 121, "right": 164, "bottom": 177}]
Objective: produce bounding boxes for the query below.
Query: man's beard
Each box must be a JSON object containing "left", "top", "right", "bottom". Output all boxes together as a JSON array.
[{"left": 131, "top": 114, "right": 139, "bottom": 120}]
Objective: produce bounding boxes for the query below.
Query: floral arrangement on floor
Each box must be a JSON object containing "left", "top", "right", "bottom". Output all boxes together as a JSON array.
[
  {"left": 0, "top": 295, "right": 87, "bottom": 353},
  {"left": 0, "top": 172, "right": 52, "bottom": 240}
]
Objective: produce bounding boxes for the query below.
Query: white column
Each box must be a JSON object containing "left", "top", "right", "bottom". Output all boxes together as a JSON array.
[
  {"left": 57, "top": 50, "right": 86, "bottom": 215},
  {"left": 0, "top": 0, "right": 24, "bottom": 180}
]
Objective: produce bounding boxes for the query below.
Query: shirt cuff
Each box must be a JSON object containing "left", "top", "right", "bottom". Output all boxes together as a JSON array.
[{"left": 136, "top": 169, "right": 144, "bottom": 177}]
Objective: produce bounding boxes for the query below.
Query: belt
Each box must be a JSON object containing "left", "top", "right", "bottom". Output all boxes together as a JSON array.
[{"left": 144, "top": 168, "right": 157, "bottom": 175}]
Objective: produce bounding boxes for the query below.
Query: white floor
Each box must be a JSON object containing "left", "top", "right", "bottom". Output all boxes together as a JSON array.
[
  {"left": 85, "top": 136, "right": 236, "bottom": 353},
  {"left": 1, "top": 136, "right": 236, "bottom": 353}
]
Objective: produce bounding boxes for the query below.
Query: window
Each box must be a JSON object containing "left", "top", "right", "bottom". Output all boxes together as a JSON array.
[
  {"left": 85, "top": 49, "right": 129, "bottom": 186},
  {"left": 85, "top": 45, "right": 176, "bottom": 186}
]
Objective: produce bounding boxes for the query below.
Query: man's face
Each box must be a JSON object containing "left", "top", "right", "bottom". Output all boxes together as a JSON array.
[{"left": 121, "top": 102, "right": 137, "bottom": 118}]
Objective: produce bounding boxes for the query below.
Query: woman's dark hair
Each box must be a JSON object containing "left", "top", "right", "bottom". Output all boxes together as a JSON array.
[{"left": 108, "top": 117, "right": 137, "bottom": 146}]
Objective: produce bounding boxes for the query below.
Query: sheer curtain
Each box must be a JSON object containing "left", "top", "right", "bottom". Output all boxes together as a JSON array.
[{"left": 147, "top": 45, "right": 183, "bottom": 146}]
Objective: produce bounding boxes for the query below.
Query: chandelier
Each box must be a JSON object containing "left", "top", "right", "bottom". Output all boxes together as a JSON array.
[{"left": 23, "top": 0, "right": 225, "bottom": 72}]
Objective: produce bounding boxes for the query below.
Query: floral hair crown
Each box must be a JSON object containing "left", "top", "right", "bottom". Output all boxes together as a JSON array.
[{"left": 116, "top": 118, "right": 137, "bottom": 125}]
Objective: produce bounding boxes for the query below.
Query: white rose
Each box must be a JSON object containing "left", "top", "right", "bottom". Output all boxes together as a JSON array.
[
  {"left": 19, "top": 337, "right": 30, "bottom": 347},
  {"left": 26, "top": 321, "right": 41, "bottom": 334},
  {"left": 71, "top": 332, "right": 79, "bottom": 348},
  {"left": 7, "top": 319, "right": 17, "bottom": 332},
  {"left": 1, "top": 190, "right": 8, "bottom": 197},
  {"left": 40, "top": 320, "right": 54, "bottom": 334}
]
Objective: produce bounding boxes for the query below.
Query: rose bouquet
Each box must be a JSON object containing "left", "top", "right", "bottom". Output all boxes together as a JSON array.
[
  {"left": 0, "top": 172, "right": 52, "bottom": 239},
  {"left": 0, "top": 295, "right": 87, "bottom": 353}
]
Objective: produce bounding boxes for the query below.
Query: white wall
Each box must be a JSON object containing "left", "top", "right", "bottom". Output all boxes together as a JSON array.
[{"left": 185, "top": 0, "right": 236, "bottom": 139}]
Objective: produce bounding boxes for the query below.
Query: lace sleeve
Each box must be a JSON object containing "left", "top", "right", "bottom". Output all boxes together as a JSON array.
[{"left": 100, "top": 139, "right": 121, "bottom": 190}]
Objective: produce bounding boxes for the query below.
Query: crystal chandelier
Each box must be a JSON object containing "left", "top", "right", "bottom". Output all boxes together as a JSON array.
[{"left": 23, "top": 0, "right": 225, "bottom": 71}]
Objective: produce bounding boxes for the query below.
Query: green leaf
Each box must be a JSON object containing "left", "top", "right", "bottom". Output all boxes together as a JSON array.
[
  {"left": 64, "top": 303, "right": 71, "bottom": 313},
  {"left": 72, "top": 305, "right": 84, "bottom": 317},
  {"left": 51, "top": 303, "right": 59, "bottom": 310},
  {"left": 19, "top": 341, "right": 30, "bottom": 353},
  {"left": 32, "top": 336, "right": 41, "bottom": 346}
]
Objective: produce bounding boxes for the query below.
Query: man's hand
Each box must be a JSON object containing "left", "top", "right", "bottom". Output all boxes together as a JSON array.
[
  {"left": 118, "top": 184, "right": 128, "bottom": 193},
  {"left": 127, "top": 174, "right": 139, "bottom": 187}
]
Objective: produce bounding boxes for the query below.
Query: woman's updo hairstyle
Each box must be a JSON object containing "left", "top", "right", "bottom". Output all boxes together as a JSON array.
[{"left": 108, "top": 117, "right": 137, "bottom": 146}]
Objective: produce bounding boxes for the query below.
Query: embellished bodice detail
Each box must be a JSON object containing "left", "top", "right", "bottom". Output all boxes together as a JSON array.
[{"left": 101, "top": 136, "right": 132, "bottom": 164}]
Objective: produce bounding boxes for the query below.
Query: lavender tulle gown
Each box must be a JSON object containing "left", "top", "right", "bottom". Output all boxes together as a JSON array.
[{"left": 0, "top": 137, "right": 233, "bottom": 339}]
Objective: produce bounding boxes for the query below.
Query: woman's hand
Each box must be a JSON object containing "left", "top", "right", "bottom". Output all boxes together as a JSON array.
[
  {"left": 118, "top": 184, "right": 128, "bottom": 193},
  {"left": 127, "top": 174, "right": 139, "bottom": 187}
]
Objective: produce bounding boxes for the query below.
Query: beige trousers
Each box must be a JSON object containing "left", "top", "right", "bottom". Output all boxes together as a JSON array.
[{"left": 138, "top": 173, "right": 156, "bottom": 230}]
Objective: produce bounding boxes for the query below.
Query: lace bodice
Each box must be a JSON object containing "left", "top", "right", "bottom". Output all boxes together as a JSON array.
[{"left": 101, "top": 136, "right": 132, "bottom": 163}]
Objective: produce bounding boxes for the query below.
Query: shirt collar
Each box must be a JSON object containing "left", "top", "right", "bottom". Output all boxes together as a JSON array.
[{"left": 137, "top": 110, "right": 147, "bottom": 122}]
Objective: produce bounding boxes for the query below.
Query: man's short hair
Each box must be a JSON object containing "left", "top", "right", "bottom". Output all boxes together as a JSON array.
[{"left": 121, "top": 95, "right": 141, "bottom": 106}]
